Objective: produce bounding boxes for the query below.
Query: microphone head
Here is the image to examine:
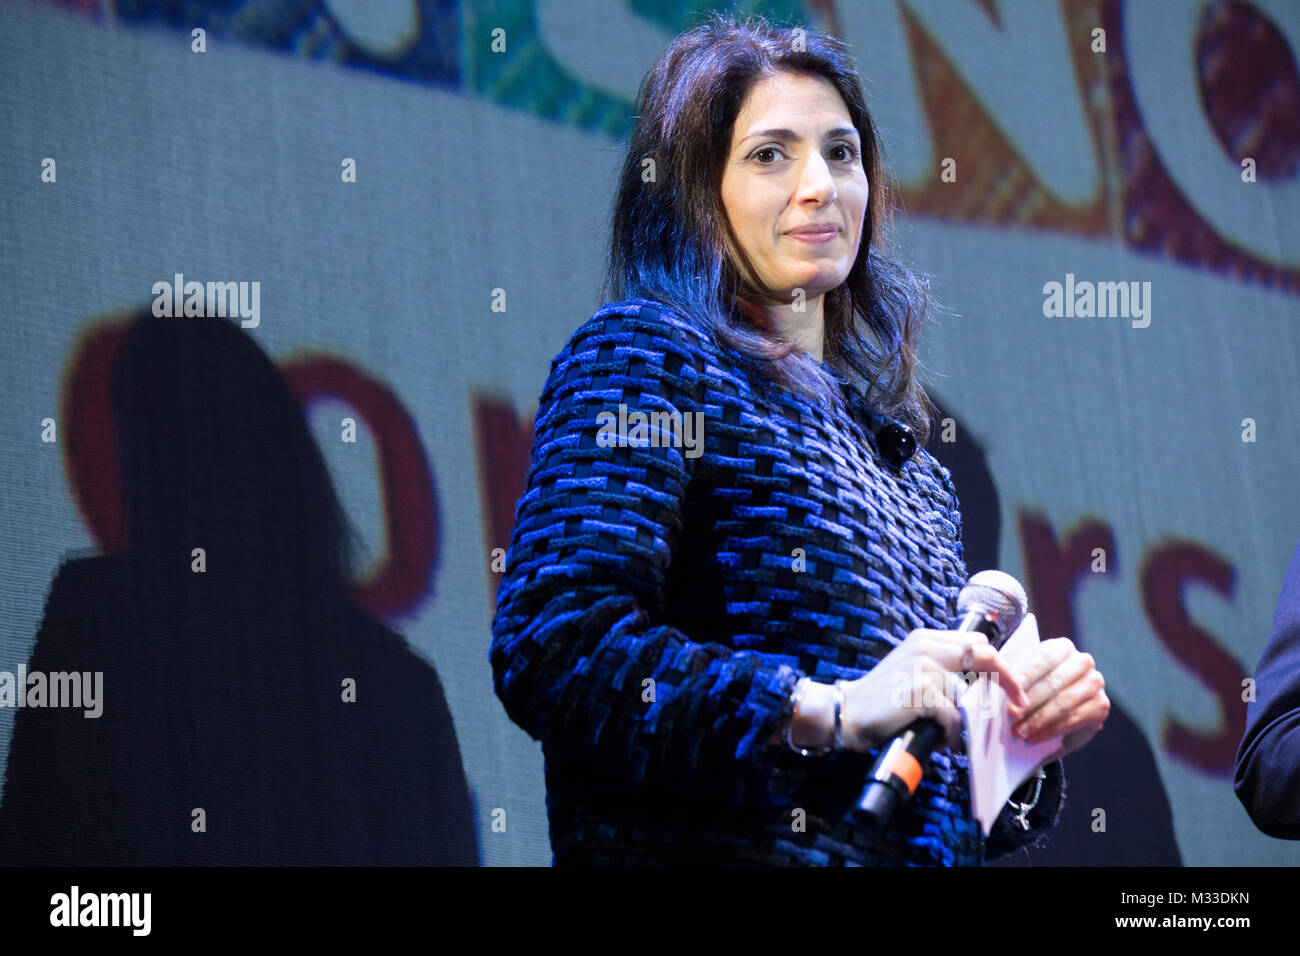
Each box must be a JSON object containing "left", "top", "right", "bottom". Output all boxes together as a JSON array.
[{"left": 957, "top": 570, "right": 1029, "bottom": 641}]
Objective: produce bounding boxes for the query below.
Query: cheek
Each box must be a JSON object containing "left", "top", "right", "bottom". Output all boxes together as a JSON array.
[
  {"left": 723, "top": 187, "right": 758, "bottom": 242},
  {"left": 734, "top": 206, "right": 774, "bottom": 253},
  {"left": 853, "top": 183, "right": 869, "bottom": 216},
  {"left": 724, "top": 178, "right": 788, "bottom": 260}
]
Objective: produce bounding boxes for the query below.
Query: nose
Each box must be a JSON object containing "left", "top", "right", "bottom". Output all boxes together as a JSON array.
[{"left": 796, "top": 152, "right": 837, "bottom": 206}]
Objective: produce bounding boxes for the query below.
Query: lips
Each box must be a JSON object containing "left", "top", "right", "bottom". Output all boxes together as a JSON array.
[{"left": 786, "top": 225, "right": 838, "bottom": 237}]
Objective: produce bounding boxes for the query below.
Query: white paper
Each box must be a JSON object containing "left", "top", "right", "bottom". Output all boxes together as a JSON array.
[{"left": 958, "top": 612, "right": 1062, "bottom": 836}]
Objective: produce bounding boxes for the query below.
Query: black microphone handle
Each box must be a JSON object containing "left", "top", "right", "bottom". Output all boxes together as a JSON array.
[
  {"left": 855, "top": 611, "right": 1004, "bottom": 831},
  {"left": 855, "top": 717, "right": 945, "bottom": 828}
]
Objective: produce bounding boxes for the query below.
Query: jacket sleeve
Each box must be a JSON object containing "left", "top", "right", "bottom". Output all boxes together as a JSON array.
[
  {"left": 489, "top": 304, "right": 803, "bottom": 806},
  {"left": 1235, "top": 533, "right": 1300, "bottom": 838},
  {"left": 929, "top": 454, "right": 1066, "bottom": 858}
]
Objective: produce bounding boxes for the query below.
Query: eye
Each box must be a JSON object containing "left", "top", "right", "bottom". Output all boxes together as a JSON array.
[
  {"left": 751, "top": 146, "right": 786, "bottom": 165},
  {"left": 748, "top": 143, "right": 861, "bottom": 165},
  {"left": 830, "top": 142, "right": 861, "bottom": 162}
]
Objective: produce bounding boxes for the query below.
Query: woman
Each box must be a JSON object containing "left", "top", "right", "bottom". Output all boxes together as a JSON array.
[{"left": 490, "top": 12, "right": 1108, "bottom": 866}]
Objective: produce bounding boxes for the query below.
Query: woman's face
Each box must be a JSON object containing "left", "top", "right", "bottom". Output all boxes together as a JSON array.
[{"left": 720, "top": 71, "right": 869, "bottom": 302}]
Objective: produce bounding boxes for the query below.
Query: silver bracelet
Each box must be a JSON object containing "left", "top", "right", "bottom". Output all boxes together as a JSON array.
[
  {"left": 784, "top": 677, "right": 835, "bottom": 757},
  {"left": 831, "top": 680, "right": 845, "bottom": 751}
]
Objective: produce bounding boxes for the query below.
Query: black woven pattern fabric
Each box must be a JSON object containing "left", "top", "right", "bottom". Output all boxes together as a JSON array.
[{"left": 491, "top": 298, "right": 1063, "bottom": 866}]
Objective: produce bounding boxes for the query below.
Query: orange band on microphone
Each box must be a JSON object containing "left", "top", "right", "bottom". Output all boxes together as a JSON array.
[{"left": 882, "top": 750, "right": 924, "bottom": 793}]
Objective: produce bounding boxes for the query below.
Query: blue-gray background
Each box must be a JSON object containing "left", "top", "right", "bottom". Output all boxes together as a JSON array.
[{"left": 3, "top": 0, "right": 1300, "bottom": 864}]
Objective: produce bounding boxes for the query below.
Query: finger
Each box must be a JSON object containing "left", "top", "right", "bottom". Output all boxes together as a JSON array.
[
  {"left": 1011, "top": 659, "right": 1095, "bottom": 733},
  {"left": 910, "top": 632, "right": 987, "bottom": 673},
  {"left": 950, "top": 642, "right": 1029, "bottom": 706},
  {"left": 1008, "top": 655, "right": 1088, "bottom": 722},
  {"left": 910, "top": 629, "right": 990, "bottom": 657},
  {"left": 902, "top": 664, "right": 964, "bottom": 749},
  {"left": 1015, "top": 670, "right": 1107, "bottom": 744},
  {"left": 904, "top": 628, "right": 965, "bottom": 649},
  {"left": 905, "top": 632, "right": 986, "bottom": 678},
  {"left": 1013, "top": 638, "right": 1075, "bottom": 694},
  {"left": 928, "top": 629, "right": 990, "bottom": 646},
  {"left": 943, "top": 631, "right": 989, "bottom": 668},
  {"left": 1009, "top": 647, "right": 1092, "bottom": 719},
  {"left": 1037, "top": 689, "right": 1109, "bottom": 747}
]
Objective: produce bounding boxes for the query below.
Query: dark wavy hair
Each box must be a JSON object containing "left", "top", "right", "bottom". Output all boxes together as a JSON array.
[{"left": 600, "top": 11, "right": 937, "bottom": 442}]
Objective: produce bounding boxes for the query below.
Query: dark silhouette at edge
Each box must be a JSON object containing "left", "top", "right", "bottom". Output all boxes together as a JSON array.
[{"left": 0, "top": 308, "right": 478, "bottom": 865}]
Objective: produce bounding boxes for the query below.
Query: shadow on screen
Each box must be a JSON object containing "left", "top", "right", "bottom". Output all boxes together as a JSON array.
[
  {"left": 926, "top": 394, "right": 1182, "bottom": 866},
  {"left": 0, "top": 307, "right": 478, "bottom": 865}
]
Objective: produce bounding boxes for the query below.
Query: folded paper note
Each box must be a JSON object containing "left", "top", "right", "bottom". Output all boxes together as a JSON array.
[{"left": 958, "top": 612, "right": 1063, "bottom": 836}]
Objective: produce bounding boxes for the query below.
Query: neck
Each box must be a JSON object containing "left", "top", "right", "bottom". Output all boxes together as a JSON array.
[{"left": 737, "top": 293, "right": 826, "bottom": 363}]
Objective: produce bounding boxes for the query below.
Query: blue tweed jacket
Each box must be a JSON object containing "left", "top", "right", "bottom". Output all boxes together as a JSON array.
[{"left": 491, "top": 298, "right": 1064, "bottom": 865}]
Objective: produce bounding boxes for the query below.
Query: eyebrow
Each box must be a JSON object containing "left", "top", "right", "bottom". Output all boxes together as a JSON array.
[{"left": 738, "top": 126, "right": 860, "bottom": 146}]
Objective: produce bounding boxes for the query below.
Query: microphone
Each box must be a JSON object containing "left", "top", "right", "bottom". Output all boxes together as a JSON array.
[{"left": 855, "top": 570, "right": 1029, "bottom": 832}]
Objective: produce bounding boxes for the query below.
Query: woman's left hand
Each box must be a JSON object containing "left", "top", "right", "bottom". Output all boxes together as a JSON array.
[{"left": 1006, "top": 636, "right": 1110, "bottom": 763}]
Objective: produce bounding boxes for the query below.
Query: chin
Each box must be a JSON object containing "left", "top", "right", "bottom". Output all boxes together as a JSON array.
[{"left": 789, "top": 271, "right": 840, "bottom": 291}]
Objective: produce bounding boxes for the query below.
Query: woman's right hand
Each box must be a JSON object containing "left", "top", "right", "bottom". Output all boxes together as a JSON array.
[{"left": 838, "top": 628, "right": 1029, "bottom": 752}]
